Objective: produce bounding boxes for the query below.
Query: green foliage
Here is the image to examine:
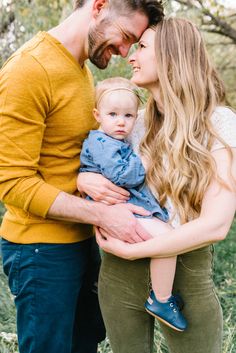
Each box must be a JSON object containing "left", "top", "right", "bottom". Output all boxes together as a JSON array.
[
  {"left": 0, "top": 0, "right": 72, "bottom": 66},
  {"left": 88, "top": 55, "right": 134, "bottom": 84},
  {"left": 0, "top": 203, "right": 6, "bottom": 223},
  {"left": 171, "top": 0, "right": 236, "bottom": 108},
  {"left": 213, "top": 220, "right": 236, "bottom": 353}
]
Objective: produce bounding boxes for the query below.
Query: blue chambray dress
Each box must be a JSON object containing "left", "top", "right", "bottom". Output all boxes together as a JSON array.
[{"left": 80, "top": 130, "right": 168, "bottom": 221}]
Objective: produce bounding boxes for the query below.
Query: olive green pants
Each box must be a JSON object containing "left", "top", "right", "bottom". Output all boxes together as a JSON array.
[{"left": 98, "top": 246, "right": 223, "bottom": 353}]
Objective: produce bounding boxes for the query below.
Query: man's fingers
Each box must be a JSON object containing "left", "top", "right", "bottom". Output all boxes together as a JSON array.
[{"left": 135, "top": 221, "right": 152, "bottom": 241}]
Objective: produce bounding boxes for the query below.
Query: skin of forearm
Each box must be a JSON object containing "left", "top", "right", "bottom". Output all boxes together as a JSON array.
[
  {"left": 47, "top": 191, "right": 105, "bottom": 226},
  {"left": 128, "top": 216, "right": 231, "bottom": 260}
]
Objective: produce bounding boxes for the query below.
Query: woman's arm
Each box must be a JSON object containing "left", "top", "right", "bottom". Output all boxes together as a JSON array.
[{"left": 96, "top": 148, "right": 236, "bottom": 259}]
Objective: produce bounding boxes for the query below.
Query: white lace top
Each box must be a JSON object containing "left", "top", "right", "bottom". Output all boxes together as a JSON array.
[{"left": 128, "top": 106, "right": 236, "bottom": 227}]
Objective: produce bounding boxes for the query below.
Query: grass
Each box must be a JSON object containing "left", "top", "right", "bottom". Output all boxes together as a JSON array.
[{"left": 0, "top": 215, "right": 235, "bottom": 353}]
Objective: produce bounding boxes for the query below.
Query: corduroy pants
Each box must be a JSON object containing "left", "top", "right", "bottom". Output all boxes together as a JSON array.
[{"left": 98, "top": 246, "right": 222, "bottom": 353}]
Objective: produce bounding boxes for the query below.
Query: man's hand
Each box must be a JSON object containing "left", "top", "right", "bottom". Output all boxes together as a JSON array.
[
  {"left": 77, "top": 172, "right": 130, "bottom": 205},
  {"left": 98, "top": 203, "right": 152, "bottom": 243}
]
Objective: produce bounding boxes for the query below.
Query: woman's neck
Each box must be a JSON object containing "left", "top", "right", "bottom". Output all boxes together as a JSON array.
[{"left": 148, "top": 85, "right": 164, "bottom": 114}]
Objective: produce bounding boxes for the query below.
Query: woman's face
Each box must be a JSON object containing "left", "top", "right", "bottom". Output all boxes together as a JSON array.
[{"left": 129, "top": 28, "right": 158, "bottom": 90}]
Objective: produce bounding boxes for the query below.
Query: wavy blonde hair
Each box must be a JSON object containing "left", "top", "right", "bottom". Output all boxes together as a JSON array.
[{"left": 140, "top": 18, "right": 231, "bottom": 223}]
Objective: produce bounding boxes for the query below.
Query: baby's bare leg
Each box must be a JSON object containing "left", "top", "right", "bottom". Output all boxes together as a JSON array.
[{"left": 138, "top": 218, "right": 177, "bottom": 301}]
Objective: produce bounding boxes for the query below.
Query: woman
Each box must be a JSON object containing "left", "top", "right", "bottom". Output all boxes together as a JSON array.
[{"left": 78, "top": 18, "right": 236, "bottom": 353}]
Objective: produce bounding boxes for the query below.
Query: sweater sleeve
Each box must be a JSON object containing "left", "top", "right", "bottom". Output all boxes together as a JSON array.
[
  {"left": 0, "top": 53, "right": 61, "bottom": 218},
  {"left": 81, "top": 134, "right": 146, "bottom": 188}
]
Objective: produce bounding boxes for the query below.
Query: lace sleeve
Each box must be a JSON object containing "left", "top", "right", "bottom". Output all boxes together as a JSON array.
[
  {"left": 211, "top": 107, "right": 236, "bottom": 152},
  {"left": 127, "top": 109, "right": 146, "bottom": 154}
]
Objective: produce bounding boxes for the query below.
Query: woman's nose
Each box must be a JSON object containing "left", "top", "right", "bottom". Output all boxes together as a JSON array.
[{"left": 128, "top": 52, "right": 136, "bottom": 64}]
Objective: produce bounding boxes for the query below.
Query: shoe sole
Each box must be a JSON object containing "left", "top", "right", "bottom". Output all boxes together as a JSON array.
[{"left": 145, "top": 308, "right": 185, "bottom": 332}]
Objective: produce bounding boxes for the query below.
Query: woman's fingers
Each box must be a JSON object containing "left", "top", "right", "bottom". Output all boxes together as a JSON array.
[
  {"left": 95, "top": 227, "right": 134, "bottom": 260},
  {"left": 123, "top": 203, "right": 151, "bottom": 217},
  {"left": 95, "top": 228, "right": 112, "bottom": 249}
]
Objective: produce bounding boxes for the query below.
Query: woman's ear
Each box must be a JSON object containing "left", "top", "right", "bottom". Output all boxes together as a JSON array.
[{"left": 93, "top": 108, "right": 101, "bottom": 122}]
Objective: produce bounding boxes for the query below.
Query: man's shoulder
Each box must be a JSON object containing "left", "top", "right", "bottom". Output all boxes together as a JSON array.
[
  {"left": 1, "top": 32, "right": 64, "bottom": 78},
  {"left": 0, "top": 52, "right": 49, "bottom": 88}
]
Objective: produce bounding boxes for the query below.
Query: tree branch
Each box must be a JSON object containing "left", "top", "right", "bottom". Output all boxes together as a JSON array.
[
  {"left": 174, "top": 0, "right": 236, "bottom": 44},
  {"left": 0, "top": 12, "right": 15, "bottom": 35}
]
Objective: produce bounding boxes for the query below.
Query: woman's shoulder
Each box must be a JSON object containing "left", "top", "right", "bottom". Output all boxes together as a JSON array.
[
  {"left": 211, "top": 106, "right": 236, "bottom": 151},
  {"left": 211, "top": 106, "right": 236, "bottom": 125}
]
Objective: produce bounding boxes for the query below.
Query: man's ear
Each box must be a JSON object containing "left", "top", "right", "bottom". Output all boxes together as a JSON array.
[
  {"left": 93, "top": 108, "right": 101, "bottom": 122},
  {"left": 92, "top": 0, "right": 109, "bottom": 17}
]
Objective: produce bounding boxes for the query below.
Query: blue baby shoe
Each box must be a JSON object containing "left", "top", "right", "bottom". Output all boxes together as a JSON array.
[{"left": 145, "top": 290, "right": 187, "bottom": 331}]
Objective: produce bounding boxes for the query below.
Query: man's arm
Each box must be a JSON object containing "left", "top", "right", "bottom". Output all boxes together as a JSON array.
[
  {"left": 0, "top": 54, "right": 61, "bottom": 217},
  {"left": 47, "top": 191, "right": 152, "bottom": 243},
  {"left": 0, "top": 56, "right": 151, "bottom": 243}
]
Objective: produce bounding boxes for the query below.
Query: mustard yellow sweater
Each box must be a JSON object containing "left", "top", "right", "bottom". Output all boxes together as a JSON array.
[{"left": 0, "top": 32, "right": 97, "bottom": 244}]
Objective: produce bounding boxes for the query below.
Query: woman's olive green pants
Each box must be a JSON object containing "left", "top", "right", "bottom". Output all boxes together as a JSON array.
[{"left": 98, "top": 246, "right": 223, "bottom": 353}]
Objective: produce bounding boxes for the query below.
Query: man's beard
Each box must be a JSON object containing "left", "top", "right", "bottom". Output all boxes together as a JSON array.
[{"left": 88, "top": 20, "right": 118, "bottom": 69}]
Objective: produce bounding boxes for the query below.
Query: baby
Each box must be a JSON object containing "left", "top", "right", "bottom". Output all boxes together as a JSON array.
[{"left": 80, "top": 77, "right": 187, "bottom": 331}]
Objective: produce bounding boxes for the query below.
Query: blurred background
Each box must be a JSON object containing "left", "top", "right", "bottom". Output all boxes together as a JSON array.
[{"left": 0, "top": 0, "right": 235, "bottom": 352}]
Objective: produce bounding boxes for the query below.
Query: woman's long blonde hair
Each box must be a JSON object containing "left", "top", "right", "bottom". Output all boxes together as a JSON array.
[{"left": 140, "top": 18, "right": 230, "bottom": 223}]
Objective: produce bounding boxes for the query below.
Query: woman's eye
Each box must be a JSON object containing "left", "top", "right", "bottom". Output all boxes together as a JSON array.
[{"left": 138, "top": 42, "right": 145, "bottom": 49}]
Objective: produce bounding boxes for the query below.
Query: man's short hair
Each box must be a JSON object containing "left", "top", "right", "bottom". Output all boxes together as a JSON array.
[{"left": 73, "top": 0, "right": 164, "bottom": 26}]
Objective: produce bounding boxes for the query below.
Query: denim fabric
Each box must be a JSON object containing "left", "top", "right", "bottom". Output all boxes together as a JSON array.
[
  {"left": 80, "top": 130, "right": 168, "bottom": 221},
  {"left": 98, "top": 246, "right": 223, "bottom": 353},
  {"left": 1, "top": 237, "right": 105, "bottom": 353}
]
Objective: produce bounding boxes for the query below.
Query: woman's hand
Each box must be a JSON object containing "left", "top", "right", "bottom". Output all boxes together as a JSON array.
[
  {"left": 77, "top": 172, "right": 130, "bottom": 205},
  {"left": 95, "top": 227, "right": 136, "bottom": 260}
]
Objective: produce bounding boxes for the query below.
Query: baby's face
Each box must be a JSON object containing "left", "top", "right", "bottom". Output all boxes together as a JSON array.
[{"left": 95, "top": 90, "right": 138, "bottom": 140}]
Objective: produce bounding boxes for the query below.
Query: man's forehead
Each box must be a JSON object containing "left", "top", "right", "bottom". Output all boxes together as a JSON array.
[{"left": 116, "top": 13, "right": 149, "bottom": 42}]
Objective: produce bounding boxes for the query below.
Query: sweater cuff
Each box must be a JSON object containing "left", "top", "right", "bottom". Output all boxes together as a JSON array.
[{"left": 28, "top": 183, "right": 61, "bottom": 218}]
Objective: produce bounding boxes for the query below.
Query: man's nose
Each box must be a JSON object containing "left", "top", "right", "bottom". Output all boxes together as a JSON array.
[{"left": 119, "top": 44, "right": 131, "bottom": 58}]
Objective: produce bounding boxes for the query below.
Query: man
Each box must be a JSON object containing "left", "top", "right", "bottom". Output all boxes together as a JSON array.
[{"left": 0, "top": 1, "right": 164, "bottom": 352}]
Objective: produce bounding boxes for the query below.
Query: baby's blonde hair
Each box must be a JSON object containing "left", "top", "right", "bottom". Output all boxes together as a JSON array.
[{"left": 95, "top": 77, "right": 140, "bottom": 109}]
